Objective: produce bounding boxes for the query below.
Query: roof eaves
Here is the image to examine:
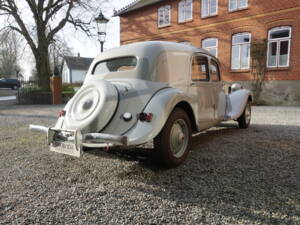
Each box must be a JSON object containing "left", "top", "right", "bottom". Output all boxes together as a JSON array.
[
  {"left": 114, "top": 0, "right": 164, "bottom": 16},
  {"left": 114, "top": 0, "right": 141, "bottom": 16}
]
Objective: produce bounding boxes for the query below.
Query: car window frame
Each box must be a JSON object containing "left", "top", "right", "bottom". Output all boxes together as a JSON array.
[
  {"left": 190, "top": 54, "right": 210, "bottom": 82},
  {"left": 92, "top": 56, "right": 138, "bottom": 75},
  {"left": 209, "top": 58, "right": 221, "bottom": 82}
]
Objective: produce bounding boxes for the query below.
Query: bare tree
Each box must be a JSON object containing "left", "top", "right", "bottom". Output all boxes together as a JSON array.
[
  {"left": 0, "top": 31, "right": 20, "bottom": 77},
  {"left": 0, "top": 0, "right": 107, "bottom": 89},
  {"left": 49, "top": 38, "right": 73, "bottom": 76}
]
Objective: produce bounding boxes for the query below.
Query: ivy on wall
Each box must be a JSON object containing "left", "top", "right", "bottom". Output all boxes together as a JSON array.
[{"left": 250, "top": 40, "right": 267, "bottom": 104}]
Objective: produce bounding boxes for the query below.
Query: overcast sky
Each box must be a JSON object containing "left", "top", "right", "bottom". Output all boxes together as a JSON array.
[{"left": 18, "top": 0, "right": 134, "bottom": 79}]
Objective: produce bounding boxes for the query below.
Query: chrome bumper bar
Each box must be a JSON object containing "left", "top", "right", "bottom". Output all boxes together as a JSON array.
[{"left": 29, "top": 125, "right": 128, "bottom": 147}]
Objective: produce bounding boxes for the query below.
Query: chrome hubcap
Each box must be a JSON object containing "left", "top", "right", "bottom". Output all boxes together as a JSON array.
[{"left": 170, "top": 119, "right": 189, "bottom": 158}]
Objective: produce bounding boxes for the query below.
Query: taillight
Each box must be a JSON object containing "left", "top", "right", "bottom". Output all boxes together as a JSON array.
[
  {"left": 139, "top": 112, "right": 153, "bottom": 122},
  {"left": 58, "top": 110, "right": 66, "bottom": 117}
]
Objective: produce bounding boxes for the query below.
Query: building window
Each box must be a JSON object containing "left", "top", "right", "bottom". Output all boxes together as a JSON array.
[
  {"left": 201, "top": 0, "right": 218, "bottom": 18},
  {"left": 202, "top": 38, "right": 218, "bottom": 57},
  {"left": 231, "top": 33, "right": 251, "bottom": 70},
  {"left": 158, "top": 5, "right": 171, "bottom": 27},
  {"left": 267, "top": 26, "right": 291, "bottom": 68},
  {"left": 178, "top": 0, "right": 193, "bottom": 22},
  {"left": 191, "top": 56, "right": 209, "bottom": 81},
  {"left": 229, "top": 0, "right": 248, "bottom": 11}
]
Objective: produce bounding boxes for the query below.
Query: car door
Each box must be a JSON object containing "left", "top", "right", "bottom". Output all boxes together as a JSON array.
[
  {"left": 189, "top": 54, "right": 215, "bottom": 130},
  {"left": 209, "top": 58, "right": 227, "bottom": 122}
]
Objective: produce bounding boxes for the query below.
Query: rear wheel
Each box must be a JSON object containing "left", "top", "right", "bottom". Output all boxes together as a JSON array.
[
  {"left": 237, "top": 101, "right": 251, "bottom": 128},
  {"left": 154, "top": 108, "right": 192, "bottom": 168},
  {"left": 12, "top": 85, "right": 18, "bottom": 90}
]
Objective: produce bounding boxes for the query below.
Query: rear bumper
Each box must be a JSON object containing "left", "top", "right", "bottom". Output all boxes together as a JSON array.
[{"left": 29, "top": 125, "right": 128, "bottom": 148}]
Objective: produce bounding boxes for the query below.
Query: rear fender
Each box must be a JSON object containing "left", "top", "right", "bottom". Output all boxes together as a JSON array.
[
  {"left": 226, "top": 89, "right": 251, "bottom": 120},
  {"left": 125, "top": 88, "right": 196, "bottom": 146}
]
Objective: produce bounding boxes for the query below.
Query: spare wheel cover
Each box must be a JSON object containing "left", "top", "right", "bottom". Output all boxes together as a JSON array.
[{"left": 64, "top": 79, "right": 118, "bottom": 133}]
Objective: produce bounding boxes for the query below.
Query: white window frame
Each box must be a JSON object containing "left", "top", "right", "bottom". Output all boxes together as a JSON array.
[
  {"left": 229, "top": 0, "right": 248, "bottom": 12},
  {"left": 158, "top": 5, "right": 171, "bottom": 28},
  {"left": 267, "top": 26, "right": 292, "bottom": 68},
  {"left": 178, "top": 0, "right": 193, "bottom": 23},
  {"left": 231, "top": 32, "right": 251, "bottom": 70},
  {"left": 201, "top": 0, "right": 218, "bottom": 18},
  {"left": 202, "top": 38, "right": 218, "bottom": 57}
]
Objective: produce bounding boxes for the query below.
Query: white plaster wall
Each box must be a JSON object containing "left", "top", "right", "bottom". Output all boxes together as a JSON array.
[
  {"left": 229, "top": 80, "right": 300, "bottom": 106},
  {"left": 62, "top": 62, "right": 70, "bottom": 83},
  {"left": 72, "top": 70, "right": 87, "bottom": 83}
]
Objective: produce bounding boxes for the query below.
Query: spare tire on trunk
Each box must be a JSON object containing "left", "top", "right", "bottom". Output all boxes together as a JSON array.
[{"left": 64, "top": 79, "right": 118, "bottom": 133}]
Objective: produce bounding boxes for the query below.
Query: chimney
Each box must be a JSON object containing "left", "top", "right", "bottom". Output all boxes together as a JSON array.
[{"left": 77, "top": 52, "right": 80, "bottom": 58}]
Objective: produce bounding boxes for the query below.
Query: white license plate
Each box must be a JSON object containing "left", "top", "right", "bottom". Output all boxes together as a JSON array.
[{"left": 50, "top": 141, "right": 81, "bottom": 157}]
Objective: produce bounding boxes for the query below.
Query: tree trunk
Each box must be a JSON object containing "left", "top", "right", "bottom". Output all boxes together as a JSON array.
[{"left": 35, "top": 43, "right": 51, "bottom": 90}]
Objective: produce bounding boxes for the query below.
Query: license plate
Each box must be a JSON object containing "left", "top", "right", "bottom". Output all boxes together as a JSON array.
[{"left": 50, "top": 141, "right": 81, "bottom": 157}]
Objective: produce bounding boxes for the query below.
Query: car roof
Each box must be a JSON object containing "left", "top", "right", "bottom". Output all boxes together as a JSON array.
[{"left": 94, "top": 41, "right": 218, "bottom": 63}]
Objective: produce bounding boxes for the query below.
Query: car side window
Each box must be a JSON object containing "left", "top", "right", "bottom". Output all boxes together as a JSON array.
[
  {"left": 191, "top": 55, "right": 209, "bottom": 81},
  {"left": 210, "top": 60, "right": 220, "bottom": 81}
]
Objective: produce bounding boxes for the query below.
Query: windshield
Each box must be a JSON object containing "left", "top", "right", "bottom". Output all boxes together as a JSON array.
[{"left": 92, "top": 57, "right": 137, "bottom": 75}]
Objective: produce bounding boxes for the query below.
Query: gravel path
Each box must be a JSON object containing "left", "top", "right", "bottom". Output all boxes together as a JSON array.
[{"left": 0, "top": 105, "right": 299, "bottom": 225}]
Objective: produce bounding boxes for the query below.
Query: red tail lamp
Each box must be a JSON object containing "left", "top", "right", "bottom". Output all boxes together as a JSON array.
[
  {"left": 58, "top": 110, "right": 66, "bottom": 117},
  {"left": 139, "top": 112, "right": 153, "bottom": 122}
]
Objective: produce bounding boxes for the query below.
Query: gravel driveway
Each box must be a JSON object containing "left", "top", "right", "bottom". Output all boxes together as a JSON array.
[{"left": 0, "top": 105, "right": 299, "bottom": 225}]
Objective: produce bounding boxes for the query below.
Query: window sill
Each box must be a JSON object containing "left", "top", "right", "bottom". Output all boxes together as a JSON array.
[
  {"left": 158, "top": 24, "right": 171, "bottom": 29},
  {"left": 201, "top": 14, "right": 218, "bottom": 20},
  {"left": 178, "top": 19, "right": 193, "bottom": 24},
  {"left": 266, "top": 67, "right": 290, "bottom": 71},
  {"left": 228, "top": 7, "right": 249, "bottom": 13},
  {"left": 230, "top": 69, "right": 251, "bottom": 73}
]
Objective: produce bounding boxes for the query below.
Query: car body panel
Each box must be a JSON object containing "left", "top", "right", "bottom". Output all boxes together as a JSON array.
[
  {"left": 226, "top": 89, "right": 251, "bottom": 119},
  {"left": 30, "top": 41, "right": 252, "bottom": 155},
  {"left": 125, "top": 87, "right": 198, "bottom": 146}
]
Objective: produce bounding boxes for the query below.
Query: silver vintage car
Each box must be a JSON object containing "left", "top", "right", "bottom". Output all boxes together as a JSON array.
[{"left": 30, "top": 41, "right": 252, "bottom": 167}]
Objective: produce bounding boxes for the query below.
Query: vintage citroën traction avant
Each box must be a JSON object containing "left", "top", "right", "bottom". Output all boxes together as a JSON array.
[{"left": 30, "top": 41, "right": 252, "bottom": 167}]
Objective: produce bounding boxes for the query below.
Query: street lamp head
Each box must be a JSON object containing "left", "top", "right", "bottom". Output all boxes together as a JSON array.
[
  {"left": 95, "top": 10, "right": 109, "bottom": 52},
  {"left": 95, "top": 11, "right": 109, "bottom": 24},
  {"left": 95, "top": 11, "right": 109, "bottom": 34}
]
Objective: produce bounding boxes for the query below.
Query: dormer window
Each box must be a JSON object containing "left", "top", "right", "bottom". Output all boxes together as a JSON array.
[
  {"left": 178, "top": 0, "right": 193, "bottom": 23},
  {"left": 158, "top": 5, "right": 171, "bottom": 27}
]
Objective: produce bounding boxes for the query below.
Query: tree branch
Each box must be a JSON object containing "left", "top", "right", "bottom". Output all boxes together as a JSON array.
[{"left": 47, "top": 1, "right": 74, "bottom": 42}]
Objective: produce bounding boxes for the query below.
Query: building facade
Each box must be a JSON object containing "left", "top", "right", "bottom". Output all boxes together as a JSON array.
[
  {"left": 62, "top": 56, "right": 93, "bottom": 84},
  {"left": 116, "top": 0, "right": 300, "bottom": 105}
]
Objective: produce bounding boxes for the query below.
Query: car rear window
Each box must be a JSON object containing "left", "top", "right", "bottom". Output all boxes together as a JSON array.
[{"left": 93, "top": 57, "right": 137, "bottom": 75}]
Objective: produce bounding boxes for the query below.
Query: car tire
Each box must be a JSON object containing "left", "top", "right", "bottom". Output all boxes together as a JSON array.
[
  {"left": 154, "top": 108, "right": 192, "bottom": 168},
  {"left": 12, "top": 85, "right": 18, "bottom": 90},
  {"left": 237, "top": 101, "right": 251, "bottom": 129},
  {"left": 64, "top": 79, "right": 118, "bottom": 133}
]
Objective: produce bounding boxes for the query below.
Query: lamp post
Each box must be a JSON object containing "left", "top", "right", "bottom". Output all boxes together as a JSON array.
[{"left": 95, "top": 11, "right": 109, "bottom": 52}]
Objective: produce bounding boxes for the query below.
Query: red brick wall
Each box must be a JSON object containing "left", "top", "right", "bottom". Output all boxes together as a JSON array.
[{"left": 120, "top": 0, "right": 300, "bottom": 81}]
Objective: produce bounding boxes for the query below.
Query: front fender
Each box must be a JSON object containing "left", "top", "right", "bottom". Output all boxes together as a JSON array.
[
  {"left": 226, "top": 89, "right": 251, "bottom": 120},
  {"left": 125, "top": 88, "right": 195, "bottom": 146}
]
